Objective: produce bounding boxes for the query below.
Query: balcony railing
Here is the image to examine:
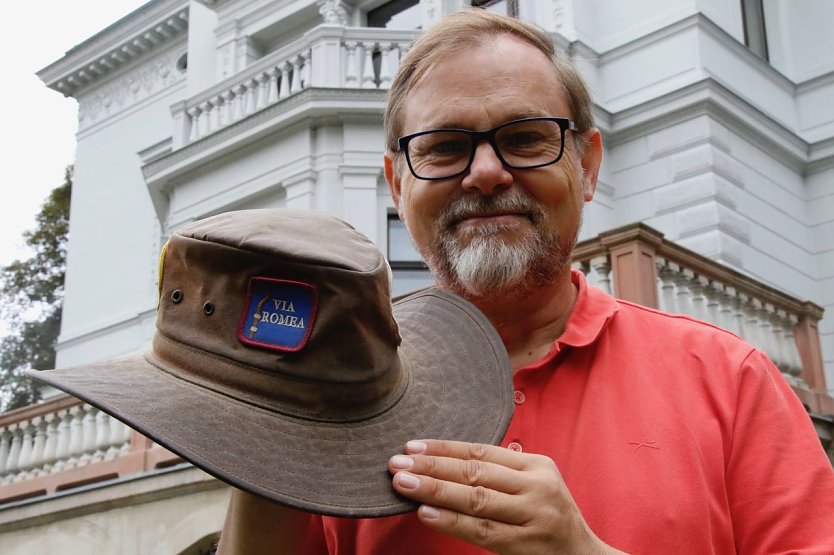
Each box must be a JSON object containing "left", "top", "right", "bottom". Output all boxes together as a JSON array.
[
  {"left": 1, "top": 222, "right": 830, "bottom": 505},
  {"left": 172, "top": 26, "right": 417, "bottom": 147},
  {"left": 0, "top": 394, "right": 181, "bottom": 504},
  {"left": 573, "top": 222, "right": 832, "bottom": 417}
]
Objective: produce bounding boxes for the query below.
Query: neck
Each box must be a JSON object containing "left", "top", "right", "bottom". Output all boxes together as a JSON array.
[{"left": 464, "top": 269, "right": 578, "bottom": 372}]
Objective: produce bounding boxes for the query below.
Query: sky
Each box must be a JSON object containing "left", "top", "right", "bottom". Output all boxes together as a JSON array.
[{"left": 1, "top": 0, "right": 150, "bottom": 268}]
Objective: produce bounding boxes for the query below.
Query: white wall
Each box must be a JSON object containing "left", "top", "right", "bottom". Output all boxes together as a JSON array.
[
  {"left": 764, "top": 0, "right": 834, "bottom": 82},
  {"left": 58, "top": 45, "right": 187, "bottom": 368}
]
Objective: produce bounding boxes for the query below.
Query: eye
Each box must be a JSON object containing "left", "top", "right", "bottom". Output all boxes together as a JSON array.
[
  {"left": 428, "top": 138, "right": 469, "bottom": 156},
  {"left": 503, "top": 131, "right": 543, "bottom": 148},
  {"left": 411, "top": 131, "right": 470, "bottom": 158}
]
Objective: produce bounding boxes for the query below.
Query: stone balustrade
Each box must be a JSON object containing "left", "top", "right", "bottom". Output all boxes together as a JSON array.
[
  {"left": 572, "top": 222, "right": 832, "bottom": 417},
  {"left": 184, "top": 49, "right": 311, "bottom": 145},
  {"left": 0, "top": 394, "right": 181, "bottom": 504},
  {"left": 173, "top": 26, "right": 416, "bottom": 147}
]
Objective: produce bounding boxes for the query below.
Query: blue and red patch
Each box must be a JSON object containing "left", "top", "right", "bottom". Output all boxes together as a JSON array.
[{"left": 238, "top": 277, "right": 317, "bottom": 352}]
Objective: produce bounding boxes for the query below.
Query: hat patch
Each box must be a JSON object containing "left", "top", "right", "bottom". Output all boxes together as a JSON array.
[{"left": 238, "top": 277, "right": 317, "bottom": 352}]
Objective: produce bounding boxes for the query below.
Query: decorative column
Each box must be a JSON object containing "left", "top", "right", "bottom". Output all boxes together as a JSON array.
[
  {"left": 3, "top": 424, "right": 21, "bottom": 483},
  {"left": 589, "top": 255, "right": 612, "bottom": 295}
]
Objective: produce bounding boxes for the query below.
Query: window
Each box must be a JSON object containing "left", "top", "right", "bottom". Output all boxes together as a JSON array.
[
  {"left": 741, "top": 0, "right": 768, "bottom": 60},
  {"left": 472, "top": 0, "right": 517, "bottom": 18},
  {"left": 387, "top": 215, "right": 434, "bottom": 296},
  {"left": 368, "top": 0, "right": 421, "bottom": 29}
]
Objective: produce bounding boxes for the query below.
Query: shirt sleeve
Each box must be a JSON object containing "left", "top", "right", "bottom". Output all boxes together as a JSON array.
[{"left": 727, "top": 349, "right": 834, "bottom": 552}]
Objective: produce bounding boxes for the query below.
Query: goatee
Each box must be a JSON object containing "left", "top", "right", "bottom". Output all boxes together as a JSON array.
[{"left": 421, "top": 190, "right": 577, "bottom": 300}]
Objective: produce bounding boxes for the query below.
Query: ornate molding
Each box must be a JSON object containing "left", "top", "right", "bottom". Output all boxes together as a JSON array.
[
  {"left": 77, "top": 48, "right": 186, "bottom": 131},
  {"left": 38, "top": 2, "right": 189, "bottom": 98},
  {"left": 317, "top": 0, "right": 351, "bottom": 26}
]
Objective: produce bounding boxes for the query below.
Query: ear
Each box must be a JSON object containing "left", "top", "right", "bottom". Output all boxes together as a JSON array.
[
  {"left": 579, "top": 128, "right": 603, "bottom": 202},
  {"left": 384, "top": 152, "right": 404, "bottom": 217}
]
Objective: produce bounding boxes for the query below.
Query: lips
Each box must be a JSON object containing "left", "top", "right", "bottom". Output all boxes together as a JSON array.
[
  {"left": 450, "top": 210, "right": 533, "bottom": 228},
  {"left": 438, "top": 189, "right": 544, "bottom": 232}
]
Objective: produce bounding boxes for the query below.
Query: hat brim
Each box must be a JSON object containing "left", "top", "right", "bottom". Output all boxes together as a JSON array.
[{"left": 29, "top": 288, "right": 513, "bottom": 517}]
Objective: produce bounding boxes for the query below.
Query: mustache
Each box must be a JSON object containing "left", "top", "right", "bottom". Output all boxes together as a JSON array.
[{"left": 436, "top": 190, "right": 545, "bottom": 230}]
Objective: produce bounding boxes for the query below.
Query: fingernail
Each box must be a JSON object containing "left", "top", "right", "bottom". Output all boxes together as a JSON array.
[
  {"left": 396, "top": 472, "right": 420, "bottom": 489},
  {"left": 390, "top": 455, "right": 413, "bottom": 470},
  {"left": 406, "top": 440, "right": 427, "bottom": 453},
  {"left": 420, "top": 505, "right": 441, "bottom": 520}
]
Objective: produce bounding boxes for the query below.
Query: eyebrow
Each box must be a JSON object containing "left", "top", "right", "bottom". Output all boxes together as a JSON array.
[{"left": 420, "top": 111, "right": 557, "bottom": 132}]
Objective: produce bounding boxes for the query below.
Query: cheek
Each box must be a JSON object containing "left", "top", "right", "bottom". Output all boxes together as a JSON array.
[
  {"left": 399, "top": 183, "right": 442, "bottom": 245},
  {"left": 402, "top": 179, "right": 453, "bottom": 221},
  {"left": 526, "top": 162, "right": 580, "bottom": 207}
]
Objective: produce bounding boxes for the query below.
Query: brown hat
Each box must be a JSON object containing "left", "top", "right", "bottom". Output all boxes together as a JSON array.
[{"left": 28, "top": 208, "right": 513, "bottom": 517}]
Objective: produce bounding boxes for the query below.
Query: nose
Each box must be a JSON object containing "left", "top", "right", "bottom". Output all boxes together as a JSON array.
[{"left": 461, "top": 141, "right": 513, "bottom": 196}]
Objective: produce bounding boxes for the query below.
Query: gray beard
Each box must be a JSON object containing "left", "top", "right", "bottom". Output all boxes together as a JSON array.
[{"left": 420, "top": 190, "right": 578, "bottom": 300}]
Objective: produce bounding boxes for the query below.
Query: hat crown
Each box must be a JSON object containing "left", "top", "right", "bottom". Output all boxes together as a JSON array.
[{"left": 153, "top": 209, "right": 403, "bottom": 420}]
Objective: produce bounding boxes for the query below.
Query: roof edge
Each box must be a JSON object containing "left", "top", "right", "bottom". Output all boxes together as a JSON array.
[{"left": 37, "top": 0, "right": 189, "bottom": 97}]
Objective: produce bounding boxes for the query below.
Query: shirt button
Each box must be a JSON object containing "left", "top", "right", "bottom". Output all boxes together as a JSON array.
[
  {"left": 507, "top": 441, "right": 523, "bottom": 452},
  {"left": 513, "top": 390, "right": 526, "bottom": 404}
]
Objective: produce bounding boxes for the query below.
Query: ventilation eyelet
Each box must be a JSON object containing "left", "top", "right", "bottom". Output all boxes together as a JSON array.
[
  {"left": 203, "top": 302, "right": 215, "bottom": 316},
  {"left": 171, "top": 290, "right": 184, "bottom": 303}
]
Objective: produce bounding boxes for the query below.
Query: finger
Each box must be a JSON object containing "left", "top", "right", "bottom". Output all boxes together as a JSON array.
[
  {"left": 392, "top": 470, "right": 531, "bottom": 525},
  {"left": 389, "top": 453, "right": 526, "bottom": 495},
  {"left": 415, "top": 504, "right": 518, "bottom": 552},
  {"left": 405, "top": 439, "right": 535, "bottom": 471}
]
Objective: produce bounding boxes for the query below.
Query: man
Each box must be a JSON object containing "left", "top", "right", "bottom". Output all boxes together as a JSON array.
[{"left": 218, "top": 9, "right": 834, "bottom": 554}]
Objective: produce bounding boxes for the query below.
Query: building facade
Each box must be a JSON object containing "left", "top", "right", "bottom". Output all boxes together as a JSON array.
[{"left": 0, "top": 0, "right": 832, "bottom": 551}]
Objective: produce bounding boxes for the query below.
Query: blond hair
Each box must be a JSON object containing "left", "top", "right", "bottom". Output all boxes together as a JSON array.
[{"left": 383, "top": 9, "right": 594, "bottom": 153}]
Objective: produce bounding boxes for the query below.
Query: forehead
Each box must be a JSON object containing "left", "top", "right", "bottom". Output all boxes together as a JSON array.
[{"left": 400, "top": 36, "right": 570, "bottom": 134}]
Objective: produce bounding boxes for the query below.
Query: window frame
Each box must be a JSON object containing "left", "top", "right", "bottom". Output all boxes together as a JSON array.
[{"left": 741, "top": 0, "right": 769, "bottom": 60}]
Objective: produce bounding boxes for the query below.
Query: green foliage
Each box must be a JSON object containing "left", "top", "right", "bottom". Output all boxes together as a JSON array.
[{"left": 0, "top": 166, "right": 72, "bottom": 412}]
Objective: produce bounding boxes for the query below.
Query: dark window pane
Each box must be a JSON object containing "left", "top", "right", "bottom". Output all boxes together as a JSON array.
[
  {"left": 388, "top": 217, "right": 422, "bottom": 262},
  {"left": 368, "top": 0, "right": 421, "bottom": 29}
]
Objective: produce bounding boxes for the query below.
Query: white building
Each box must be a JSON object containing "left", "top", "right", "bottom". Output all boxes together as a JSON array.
[{"left": 0, "top": 0, "right": 832, "bottom": 552}]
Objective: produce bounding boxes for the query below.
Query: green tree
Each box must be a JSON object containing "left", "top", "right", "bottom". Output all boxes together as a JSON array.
[{"left": 0, "top": 166, "right": 72, "bottom": 412}]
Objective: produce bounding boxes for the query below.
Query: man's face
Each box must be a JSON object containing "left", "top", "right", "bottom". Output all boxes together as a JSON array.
[{"left": 385, "top": 36, "right": 602, "bottom": 300}]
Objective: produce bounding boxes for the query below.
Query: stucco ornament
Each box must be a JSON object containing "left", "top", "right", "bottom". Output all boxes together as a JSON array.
[{"left": 318, "top": 0, "right": 349, "bottom": 26}]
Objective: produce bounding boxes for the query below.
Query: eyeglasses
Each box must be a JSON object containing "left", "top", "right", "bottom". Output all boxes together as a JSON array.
[{"left": 397, "top": 117, "right": 577, "bottom": 181}]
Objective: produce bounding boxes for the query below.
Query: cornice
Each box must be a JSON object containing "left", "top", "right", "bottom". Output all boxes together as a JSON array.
[
  {"left": 37, "top": 0, "right": 189, "bottom": 98},
  {"left": 576, "top": 13, "right": 833, "bottom": 175},
  {"left": 606, "top": 78, "right": 810, "bottom": 171},
  {"left": 605, "top": 76, "right": 834, "bottom": 175}
]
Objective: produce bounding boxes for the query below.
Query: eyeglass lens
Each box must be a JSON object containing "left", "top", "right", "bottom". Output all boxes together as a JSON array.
[{"left": 406, "top": 119, "right": 565, "bottom": 179}]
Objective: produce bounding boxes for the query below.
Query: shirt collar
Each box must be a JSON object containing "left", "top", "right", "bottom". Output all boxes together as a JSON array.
[
  {"left": 557, "top": 269, "right": 619, "bottom": 348},
  {"left": 515, "top": 270, "right": 619, "bottom": 374}
]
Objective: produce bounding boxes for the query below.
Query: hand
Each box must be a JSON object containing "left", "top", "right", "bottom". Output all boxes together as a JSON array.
[{"left": 388, "top": 439, "right": 625, "bottom": 555}]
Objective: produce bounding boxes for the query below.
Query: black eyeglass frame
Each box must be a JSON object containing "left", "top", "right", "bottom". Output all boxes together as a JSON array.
[{"left": 396, "top": 116, "right": 578, "bottom": 181}]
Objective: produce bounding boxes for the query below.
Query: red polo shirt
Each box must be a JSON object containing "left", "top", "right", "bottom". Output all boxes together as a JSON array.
[{"left": 307, "top": 271, "right": 834, "bottom": 554}]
